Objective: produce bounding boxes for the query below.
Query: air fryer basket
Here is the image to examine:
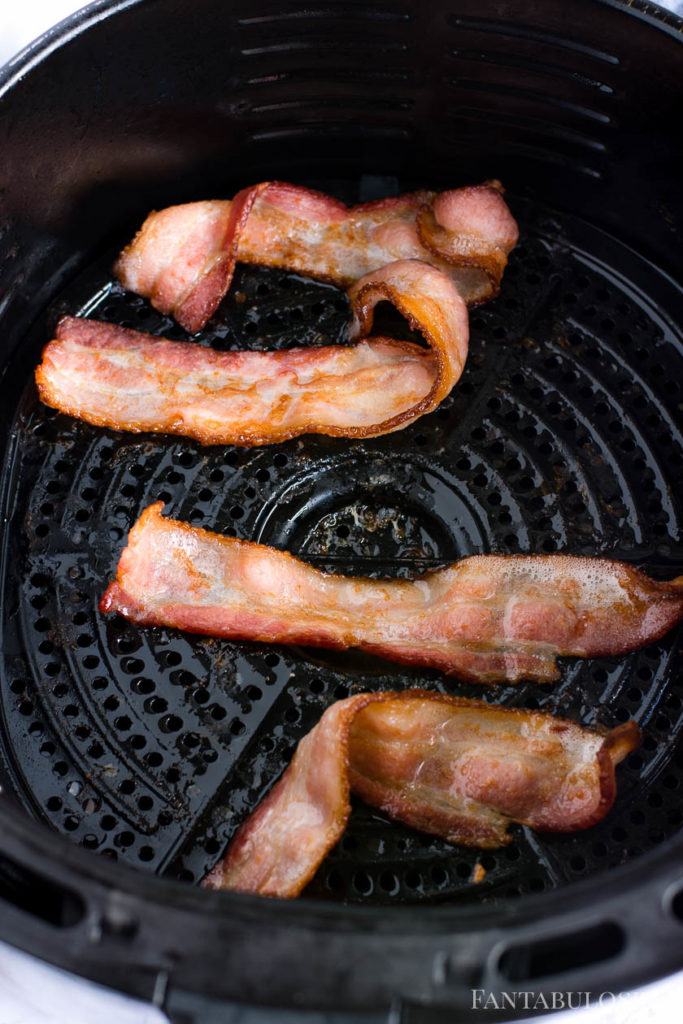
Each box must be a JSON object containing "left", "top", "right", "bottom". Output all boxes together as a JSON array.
[{"left": 0, "top": 0, "right": 682, "bottom": 1020}]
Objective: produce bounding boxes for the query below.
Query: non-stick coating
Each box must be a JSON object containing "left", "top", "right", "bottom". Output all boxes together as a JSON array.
[
  {"left": 3, "top": 191, "right": 682, "bottom": 907},
  {"left": 0, "top": 0, "right": 682, "bottom": 1018}
]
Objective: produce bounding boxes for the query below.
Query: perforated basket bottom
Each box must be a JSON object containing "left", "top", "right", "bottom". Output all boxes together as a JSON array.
[{"left": 0, "top": 186, "right": 681, "bottom": 906}]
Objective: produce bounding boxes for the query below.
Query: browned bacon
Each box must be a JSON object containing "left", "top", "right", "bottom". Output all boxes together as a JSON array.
[
  {"left": 35, "top": 260, "right": 467, "bottom": 445},
  {"left": 100, "top": 503, "right": 683, "bottom": 685},
  {"left": 201, "top": 689, "right": 640, "bottom": 897},
  {"left": 115, "top": 181, "right": 519, "bottom": 333}
]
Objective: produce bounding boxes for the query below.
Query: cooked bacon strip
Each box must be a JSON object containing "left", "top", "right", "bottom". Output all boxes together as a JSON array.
[
  {"left": 115, "top": 180, "right": 519, "bottom": 333},
  {"left": 202, "top": 689, "right": 639, "bottom": 897},
  {"left": 100, "top": 503, "right": 683, "bottom": 685},
  {"left": 35, "top": 260, "right": 467, "bottom": 445}
]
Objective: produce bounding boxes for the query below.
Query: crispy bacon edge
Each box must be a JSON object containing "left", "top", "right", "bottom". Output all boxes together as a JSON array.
[
  {"left": 115, "top": 180, "right": 519, "bottom": 333},
  {"left": 35, "top": 259, "right": 468, "bottom": 445},
  {"left": 201, "top": 689, "right": 640, "bottom": 898},
  {"left": 99, "top": 503, "right": 683, "bottom": 685}
]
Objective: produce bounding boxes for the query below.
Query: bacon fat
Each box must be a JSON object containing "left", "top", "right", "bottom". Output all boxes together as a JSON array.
[
  {"left": 100, "top": 503, "right": 683, "bottom": 685},
  {"left": 115, "top": 180, "right": 519, "bottom": 333},
  {"left": 35, "top": 259, "right": 468, "bottom": 445},
  {"left": 201, "top": 689, "right": 640, "bottom": 897}
]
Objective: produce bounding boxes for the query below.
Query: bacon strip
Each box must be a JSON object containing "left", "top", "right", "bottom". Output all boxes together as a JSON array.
[
  {"left": 35, "top": 259, "right": 467, "bottom": 446},
  {"left": 100, "top": 503, "right": 683, "bottom": 685},
  {"left": 201, "top": 689, "right": 640, "bottom": 897},
  {"left": 115, "top": 181, "right": 519, "bottom": 333}
]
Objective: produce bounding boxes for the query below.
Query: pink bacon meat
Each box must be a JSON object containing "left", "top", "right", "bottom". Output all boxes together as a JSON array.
[
  {"left": 115, "top": 180, "right": 519, "bottom": 333},
  {"left": 35, "top": 259, "right": 468, "bottom": 446},
  {"left": 100, "top": 503, "right": 683, "bottom": 686},
  {"left": 201, "top": 689, "right": 640, "bottom": 897}
]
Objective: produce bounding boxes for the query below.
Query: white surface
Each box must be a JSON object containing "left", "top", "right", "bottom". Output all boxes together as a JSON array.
[
  {"left": 0, "top": 939, "right": 168, "bottom": 1024},
  {"left": 1, "top": 0, "right": 682, "bottom": 1022},
  {"left": 0, "top": 0, "right": 92, "bottom": 67}
]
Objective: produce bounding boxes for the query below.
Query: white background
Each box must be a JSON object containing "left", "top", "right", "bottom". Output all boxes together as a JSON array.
[
  {"left": 0, "top": 1, "right": 91, "bottom": 66},
  {"left": 1, "top": 1, "right": 682, "bottom": 1023}
]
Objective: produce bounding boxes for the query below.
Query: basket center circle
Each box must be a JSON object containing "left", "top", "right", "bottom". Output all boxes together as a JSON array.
[{"left": 252, "top": 453, "right": 490, "bottom": 575}]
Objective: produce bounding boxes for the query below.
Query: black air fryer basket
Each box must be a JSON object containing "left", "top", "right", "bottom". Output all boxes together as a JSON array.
[{"left": 0, "top": 1, "right": 682, "bottom": 1020}]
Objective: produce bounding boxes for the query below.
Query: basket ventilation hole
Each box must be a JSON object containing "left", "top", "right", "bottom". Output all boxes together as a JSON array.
[
  {"left": 498, "top": 921, "right": 625, "bottom": 982},
  {"left": 669, "top": 886, "right": 683, "bottom": 925},
  {"left": 0, "top": 853, "right": 85, "bottom": 927}
]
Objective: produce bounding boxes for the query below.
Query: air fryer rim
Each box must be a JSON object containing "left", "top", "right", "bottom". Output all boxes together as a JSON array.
[
  {"left": 3, "top": 798, "right": 683, "bottom": 1014},
  {"left": 0, "top": 0, "right": 682, "bottom": 1018}
]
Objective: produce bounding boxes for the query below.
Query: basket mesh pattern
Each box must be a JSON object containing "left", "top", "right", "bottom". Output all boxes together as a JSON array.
[{"left": 0, "top": 185, "right": 681, "bottom": 905}]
